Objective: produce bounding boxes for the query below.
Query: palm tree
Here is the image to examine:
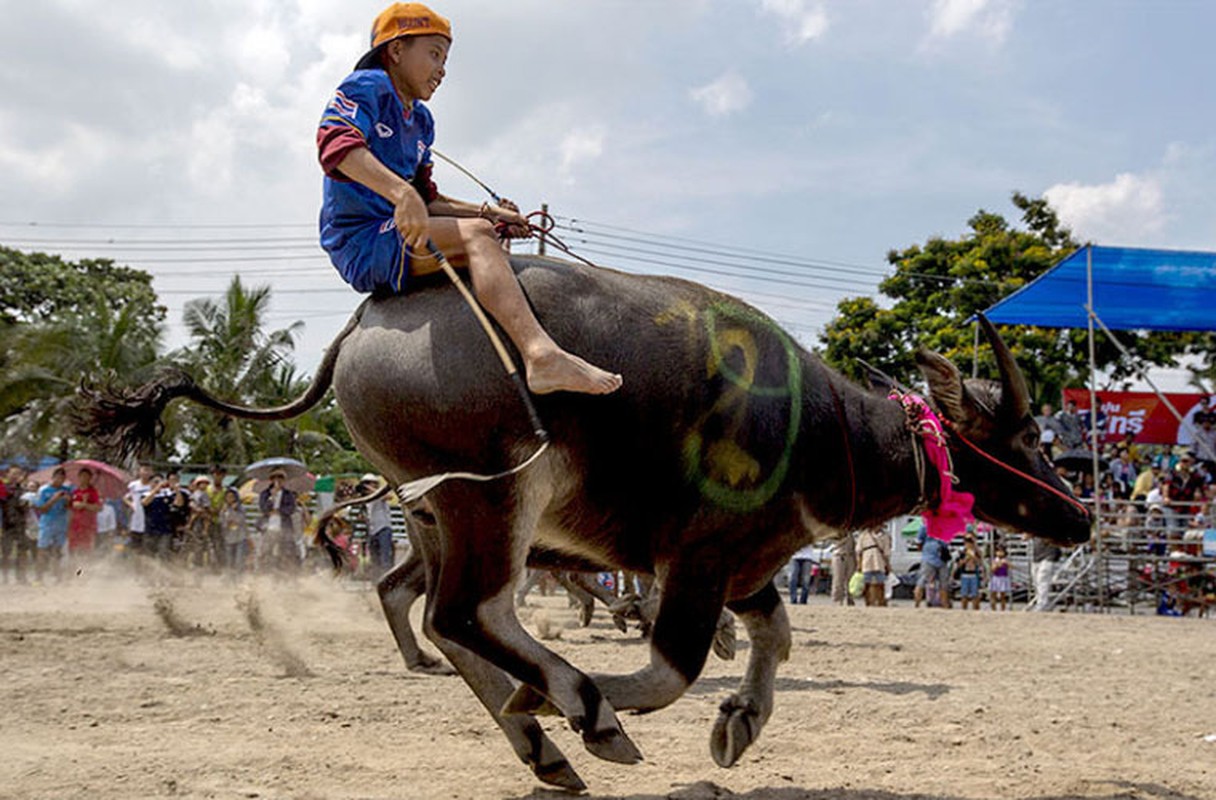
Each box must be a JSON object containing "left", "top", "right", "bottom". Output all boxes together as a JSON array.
[{"left": 174, "top": 276, "right": 305, "bottom": 466}]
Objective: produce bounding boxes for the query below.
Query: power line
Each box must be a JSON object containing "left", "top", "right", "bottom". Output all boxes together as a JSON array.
[
  {"left": 557, "top": 218, "right": 891, "bottom": 279},
  {"left": 0, "top": 220, "right": 313, "bottom": 230}
]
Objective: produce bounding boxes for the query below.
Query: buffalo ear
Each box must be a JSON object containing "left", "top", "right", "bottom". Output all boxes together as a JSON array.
[{"left": 915, "top": 347, "right": 979, "bottom": 428}]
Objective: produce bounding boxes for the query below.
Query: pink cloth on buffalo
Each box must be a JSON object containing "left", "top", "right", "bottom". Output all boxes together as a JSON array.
[{"left": 892, "top": 392, "right": 975, "bottom": 542}]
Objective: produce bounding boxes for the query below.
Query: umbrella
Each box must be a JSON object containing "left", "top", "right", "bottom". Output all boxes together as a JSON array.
[
  {"left": 29, "top": 459, "right": 132, "bottom": 500},
  {"left": 242, "top": 457, "right": 315, "bottom": 494},
  {"left": 1054, "top": 447, "right": 1109, "bottom": 473}
]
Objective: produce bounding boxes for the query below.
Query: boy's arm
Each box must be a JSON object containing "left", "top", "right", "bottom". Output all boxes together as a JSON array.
[
  {"left": 428, "top": 194, "right": 530, "bottom": 238},
  {"left": 334, "top": 147, "right": 431, "bottom": 251}
]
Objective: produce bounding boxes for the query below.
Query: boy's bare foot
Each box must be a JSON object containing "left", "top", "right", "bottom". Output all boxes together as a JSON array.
[{"left": 526, "top": 350, "right": 622, "bottom": 395}]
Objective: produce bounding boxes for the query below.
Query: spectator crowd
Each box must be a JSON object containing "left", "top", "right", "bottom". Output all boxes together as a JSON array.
[{"left": 0, "top": 461, "right": 398, "bottom": 585}]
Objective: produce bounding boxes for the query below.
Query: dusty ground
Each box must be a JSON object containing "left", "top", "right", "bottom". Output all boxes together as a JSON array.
[{"left": 1, "top": 565, "right": 1213, "bottom": 800}]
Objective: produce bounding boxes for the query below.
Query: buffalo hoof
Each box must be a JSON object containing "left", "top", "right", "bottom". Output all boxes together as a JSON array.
[
  {"left": 581, "top": 724, "right": 643, "bottom": 765},
  {"left": 578, "top": 600, "right": 594, "bottom": 627},
  {"left": 531, "top": 756, "right": 586, "bottom": 792},
  {"left": 407, "top": 654, "right": 456, "bottom": 676},
  {"left": 709, "top": 695, "right": 761, "bottom": 767},
  {"left": 502, "top": 684, "right": 560, "bottom": 716},
  {"left": 711, "top": 612, "right": 737, "bottom": 661}
]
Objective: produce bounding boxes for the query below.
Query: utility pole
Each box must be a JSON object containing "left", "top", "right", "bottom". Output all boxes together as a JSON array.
[{"left": 538, "top": 203, "right": 547, "bottom": 256}]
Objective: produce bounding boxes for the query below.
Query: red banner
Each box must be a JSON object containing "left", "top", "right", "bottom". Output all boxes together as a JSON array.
[{"left": 1062, "top": 389, "right": 1212, "bottom": 445}]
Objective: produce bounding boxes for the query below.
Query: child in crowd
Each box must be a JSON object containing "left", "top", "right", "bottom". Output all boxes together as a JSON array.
[
  {"left": 954, "top": 536, "right": 986, "bottom": 611},
  {"left": 988, "top": 546, "right": 1011, "bottom": 611},
  {"left": 219, "top": 488, "right": 248, "bottom": 577}
]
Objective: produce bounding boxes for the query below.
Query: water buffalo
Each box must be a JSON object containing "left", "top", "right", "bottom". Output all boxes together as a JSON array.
[{"left": 80, "top": 254, "right": 1091, "bottom": 791}]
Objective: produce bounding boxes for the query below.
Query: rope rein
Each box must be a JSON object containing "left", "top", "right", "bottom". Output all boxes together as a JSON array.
[
  {"left": 940, "top": 418, "right": 1091, "bottom": 516},
  {"left": 394, "top": 239, "right": 549, "bottom": 505}
]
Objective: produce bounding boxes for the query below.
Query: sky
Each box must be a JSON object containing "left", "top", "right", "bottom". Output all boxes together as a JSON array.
[{"left": 2, "top": 0, "right": 1214, "bottom": 388}]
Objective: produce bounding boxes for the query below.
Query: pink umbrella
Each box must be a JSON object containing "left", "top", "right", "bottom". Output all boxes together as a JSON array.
[{"left": 29, "top": 459, "right": 132, "bottom": 500}]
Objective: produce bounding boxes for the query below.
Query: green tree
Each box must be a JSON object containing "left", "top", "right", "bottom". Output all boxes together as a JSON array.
[
  {"left": 818, "top": 192, "right": 1199, "bottom": 405},
  {"left": 0, "top": 246, "right": 164, "bottom": 327},
  {"left": 172, "top": 276, "right": 358, "bottom": 471},
  {"left": 0, "top": 250, "right": 164, "bottom": 460}
]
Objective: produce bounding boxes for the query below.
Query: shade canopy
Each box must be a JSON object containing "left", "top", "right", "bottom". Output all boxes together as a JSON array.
[{"left": 983, "top": 245, "right": 1216, "bottom": 332}]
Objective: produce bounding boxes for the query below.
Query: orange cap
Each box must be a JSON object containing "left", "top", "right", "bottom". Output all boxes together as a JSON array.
[{"left": 355, "top": 3, "right": 452, "bottom": 70}]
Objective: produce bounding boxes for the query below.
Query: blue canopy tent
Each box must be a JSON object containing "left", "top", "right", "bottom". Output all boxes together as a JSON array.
[
  {"left": 980, "top": 244, "right": 1216, "bottom": 611},
  {"left": 980, "top": 244, "right": 1216, "bottom": 464},
  {"left": 983, "top": 244, "right": 1216, "bottom": 332}
]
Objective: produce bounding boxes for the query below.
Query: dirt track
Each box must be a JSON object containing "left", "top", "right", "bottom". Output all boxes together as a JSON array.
[{"left": 1, "top": 567, "right": 1213, "bottom": 800}]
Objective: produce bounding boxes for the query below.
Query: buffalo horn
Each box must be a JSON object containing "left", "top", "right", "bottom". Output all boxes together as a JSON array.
[{"left": 978, "top": 313, "right": 1031, "bottom": 420}]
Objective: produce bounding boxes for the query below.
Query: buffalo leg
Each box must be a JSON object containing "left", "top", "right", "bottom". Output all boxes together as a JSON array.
[
  {"left": 552, "top": 572, "right": 597, "bottom": 626},
  {"left": 710, "top": 581, "right": 790, "bottom": 767},
  {"left": 407, "top": 513, "right": 587, "bottom": 791},
  {"left": 375, "top": 547, "right": 453, "bottom": 675},
  {"left": 537, "top": 555, "right": 728, "bottom": 714},
  {"left": 427, "top": 483, "right": 642, "bottom": 766},
  {"left": 514, "top": 568, "right": 545, "bottom": 606}
]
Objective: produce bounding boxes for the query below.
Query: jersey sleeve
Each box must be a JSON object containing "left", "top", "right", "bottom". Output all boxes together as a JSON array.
[{"left": 317, "top": 73, "right": 382, "bottom": 179}]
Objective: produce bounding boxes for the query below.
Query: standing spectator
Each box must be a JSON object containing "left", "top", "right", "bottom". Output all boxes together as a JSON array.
[
  {"left": 360, "top": 474, "right": 395, "bottom": 579},
  {"left": 953, "top": 534, "right": 986, "bottom": 611},
  {"left": 67, "top": 466, "right": 104, "bottom": 560},
  {"left": 1034, "top": 403, "right": 1062, "bottom": 458},
  {"left": 988, "top": 546, "right": 1011, "bottom": 611},
  {"left": 1, "top": 466, "right": 33, "bottom": 583},
  {"left": 1193, "top": 411, "right": 1216, "bottom": 467},
  {"left": 293, "top": 492, "right": 314, "bottom": 565},
  {"left": 142, "top": 471, "right": 187, "bottom": 560},
  {"left": 855, "top": 525, "right": 891, "bottom": 607},
  {"left": 1054, "top": 399, "right": 1085, "bottom": 450},
  {"left": 786, "top": 542, "right": 818, "bottom": 605},
  {"left": 182, "top": 477, "right": 214, "bottom": 570},
  {"left": 205, "top": 465, "right": 230, "bottom": 566},
  {"left": 1166, "top": 451, "right": 1206, "bottom": 530},
  {"left": 34, "top": 467, "right": 73, "bottom": 582},
  {"left": 258, "top": 469, "right": 298, "bottom": 572},
  {"left": 1108, "top": 445, "right": 1135, "bottom": 497},
  {"left": 124, "top": 463, "right": 155, "bottom": 554},
  {"left": 218, "top": 488, "right": 249, "bottom": 577},
  {"left": 830, "top": 533, "right": 857, "bottom": 606},
  {"left": 1030, "top": 535, "right": 1062, "bottom": 612},
  {"left": 95, "top": 499, "right": 118, "bottom": 554},
  {"left": 914, "top": 525, "right": 952, "bottom": 609}
]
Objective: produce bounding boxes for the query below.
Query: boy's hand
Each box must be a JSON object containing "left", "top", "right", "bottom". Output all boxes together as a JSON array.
[
  {"left": 489, "top": 198, "right": 531, "bottom": 239},
  {"left": 393, "top": 187, "right": 430, "bottom": 252}
]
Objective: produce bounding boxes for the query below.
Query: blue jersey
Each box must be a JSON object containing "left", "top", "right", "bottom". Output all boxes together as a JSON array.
[
  {"left": 318, "top": 69, "right": 435, "bottom": 293},
  {"left": 36, "top": 483, "right": 72, "bottom": 536}
]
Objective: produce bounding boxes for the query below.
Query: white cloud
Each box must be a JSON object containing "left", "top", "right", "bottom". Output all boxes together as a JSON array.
[
  {"left": 233, "top": 22, "right": 293, "bottom": 82},
  {"left": 0, "top": 123, "right": 116, "bottom": 194},
  {"left": 1043, "top": 172, "right": 1166, "bottom": 242},
  {"left": 690, "top": 72, "right": 753, "bottom": 118},
  {"left": 759, "top": 0, "right": 829, "bottom": 47},
  {"left": 559, "top": 129, "right": 605, "bottom": 179},
  {"left": 925, "top": 0, "right": 1014, "bottom": 44}
]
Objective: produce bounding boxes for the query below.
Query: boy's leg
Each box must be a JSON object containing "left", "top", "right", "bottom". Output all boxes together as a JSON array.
[{"left": 421, "top": 218, "right": 622, "bottom": 396}]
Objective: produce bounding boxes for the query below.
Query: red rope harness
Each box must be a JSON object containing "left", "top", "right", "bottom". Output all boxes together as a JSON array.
[{"left": 940, "top": 418, "right": 1092, "bottom": 517}]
